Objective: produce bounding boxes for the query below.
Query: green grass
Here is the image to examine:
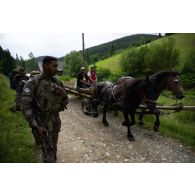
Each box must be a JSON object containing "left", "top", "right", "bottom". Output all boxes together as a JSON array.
[
  {"left": 96, "top": 53, "right": 122, "bottom": 74},
  {"left": 0, "top": 75, "right": 40, "bottom": 163},
  {"left": 173, "top": 33, "right": 195, "bottom": 66},
  {"left": 138, "top": 90, "right": 195, "bottom": 146}
]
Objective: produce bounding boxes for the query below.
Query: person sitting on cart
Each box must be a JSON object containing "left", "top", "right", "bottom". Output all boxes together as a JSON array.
[
  {"left": 77, "top": 66, "right": 92, "bottom": 90},
  {"left": 88, "top": 65, "right": 97, "bottom": 83}
]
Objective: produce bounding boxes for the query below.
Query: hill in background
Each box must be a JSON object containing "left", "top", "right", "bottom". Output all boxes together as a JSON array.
[
  {"left": 95, "top": 33, "right": 195, "bottom": 74},
  {"left": 56, "top": 34, "right": 159, "bottom": 62}
]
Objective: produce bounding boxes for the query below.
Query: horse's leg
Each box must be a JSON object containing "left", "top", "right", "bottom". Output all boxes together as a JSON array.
[
  {"left": 92, "top": 99, "right": 99, "bottom": 118},
  {"left": 127, "top": 126, "right": 135, "bottom": 141},
  {"left": 102, "top": 104, "right": 109, "bottom": 127},
  {"left": 153, "top": 109, "right": 160, "bottom": 132},
  {"left": 122, "top": 111, "right": 131, "bottom": 126},
  {"left": 122, "top": 110, "right": 135, "bottom": 126},
  {"left": 138, "top": 108, "right": 145, "bottom": 125},
  {"left": 129, "top": 111, "right": 136, "bottom": 126},
  {"left": 122, "top": 111, "right": 135, "bottom": 141}
]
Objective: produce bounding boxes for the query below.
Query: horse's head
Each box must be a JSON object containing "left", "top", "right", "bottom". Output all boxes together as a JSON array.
[{"left": 166, "top": 72, "right": 185, "bottom": 99}]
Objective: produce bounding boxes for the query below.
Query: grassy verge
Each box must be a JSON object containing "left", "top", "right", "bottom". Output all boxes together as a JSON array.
[
  {"left": 137, "top": 90, "right": 195, "bottom": 147},
  {"left": 0, "top": 75, "right": 40, "bottom": 163}
]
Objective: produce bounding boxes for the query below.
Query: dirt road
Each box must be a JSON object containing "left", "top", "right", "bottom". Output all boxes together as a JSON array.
[{"left": 57, "top": 96, "right": 195, "bottom": 163}]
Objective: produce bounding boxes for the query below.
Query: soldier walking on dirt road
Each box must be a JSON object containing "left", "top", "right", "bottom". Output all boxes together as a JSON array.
[{"left": 21, "top": 56, "right": 69, "bottom": 162}]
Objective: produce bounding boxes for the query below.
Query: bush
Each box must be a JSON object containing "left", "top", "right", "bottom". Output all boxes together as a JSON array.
[
  {"left": 108, "top": 72, "right": 128, "bottom": 83},
  {"left": 181, "top": 48, "right": 195, "bottom": 89},
  {"left": 96, "top": 68, "right": 111, "bottom": 81},
  {"left": 145, "top": 38, "right": 179, "bottom": 73},
  {"left": 181, "top": 73, "right": 195, "bottom": 89},
  {"left": 59, "top": 75, "right": 71, "bottom": 81},
  {"left": 120, "top": 38, "right": 180, "bottom": 75}
]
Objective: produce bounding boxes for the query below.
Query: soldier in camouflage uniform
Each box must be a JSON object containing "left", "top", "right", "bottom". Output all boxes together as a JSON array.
[
  {"left": 28, "top": 70, "right": 42, "bottom": 147},
  {"left": 10, "top": 68, "right": 29, "bottom": 112},
  {"left": 21, "top": 56, "right": 69, "bottom": 163}
]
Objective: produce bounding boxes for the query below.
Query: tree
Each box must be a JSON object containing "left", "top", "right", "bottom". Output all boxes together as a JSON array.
[
  {"left": 25, "top": 52, "right": 38, "bottom": 73},
  {"left": 144, "top": 38, "right": 179, "bottom": 73},
  {"left": 15, "top": 54, "right": 26, "bottom": 70},
  {"left": 64, "top": 51, "right": 83, "bottom": 77},
  {"left": 120, "top": 46, "right": 148, "bottom": 76},
  {"left": 0, "top": 46, "right": 16, "bottom": 75},
  {"left": 120, "top": 38, "right": 179, "bottom": 76},
  {"left": 109, "top": 44, "right": 114, "bottom": 56}
]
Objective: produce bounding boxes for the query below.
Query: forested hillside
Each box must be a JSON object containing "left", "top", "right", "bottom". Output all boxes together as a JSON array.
[
  {"left": 95, "top": 33, "right": 195, "bottom": 88},
  {"left": 84, "top": 34, "right": 159, "bottom": 64},
  {"left": 0, "top": 46, "right": 16, "bottom": 76}
]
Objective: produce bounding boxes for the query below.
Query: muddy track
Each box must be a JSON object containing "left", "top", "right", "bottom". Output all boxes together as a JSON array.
[{"left": 57, "top": 96, "right": 195, "bottom": 163}]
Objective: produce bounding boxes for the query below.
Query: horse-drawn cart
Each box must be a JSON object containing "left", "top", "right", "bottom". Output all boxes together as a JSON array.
[
  {"left": 64, "top": 71, "right": 195, "bottom": 141},
  {"left": 64, "top": 83, "right": 195, "bottom": 117},
  {"left": 64, "top": 83, "right": 99, "bottom": 117}
]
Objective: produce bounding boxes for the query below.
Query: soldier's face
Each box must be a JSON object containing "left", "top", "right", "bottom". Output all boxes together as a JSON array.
[{"left": 45, "top": 60, "right": 58, "bottom": 76}]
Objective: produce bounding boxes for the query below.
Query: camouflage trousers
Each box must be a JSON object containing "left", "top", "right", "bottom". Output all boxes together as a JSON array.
[{"left": 32, "top": 112, "right": 61, "bottom": 163}]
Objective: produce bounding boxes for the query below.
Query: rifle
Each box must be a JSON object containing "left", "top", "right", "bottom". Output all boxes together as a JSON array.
[{"left": 32, "top": 97, "right": 54, "bottom": 162}]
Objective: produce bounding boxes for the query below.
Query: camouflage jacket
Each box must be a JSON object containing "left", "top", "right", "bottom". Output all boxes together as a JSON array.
[{"left": 21, "top": 73, "right": 68, "bottom": 128}]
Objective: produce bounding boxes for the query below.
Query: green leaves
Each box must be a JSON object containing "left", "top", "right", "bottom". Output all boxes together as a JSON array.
[
  {"left": 64, "top": 51, "right": 83, "bottom": 77},
  {"left": 119, "top": 38, "right": 180, "bottom": 76}
]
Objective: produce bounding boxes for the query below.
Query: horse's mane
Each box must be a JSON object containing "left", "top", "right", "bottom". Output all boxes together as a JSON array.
[{"left": 150, "top": 71, "right": 179, "bottom": 83}]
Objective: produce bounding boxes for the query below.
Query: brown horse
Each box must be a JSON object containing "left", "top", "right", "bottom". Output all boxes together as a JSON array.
[
  {"left": 94, "top": 71, "right": 184, "bottom": 141},
  {"left": 137, "top": 71, "right": 184, "bottom": 131},
  {"left": 94, "top": 75, "right": 156, "bottom": 141}
]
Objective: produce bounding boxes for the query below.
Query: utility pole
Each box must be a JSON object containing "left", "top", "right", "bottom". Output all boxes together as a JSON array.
[{"left": 82, "top": 33, "right": 87, "bottom": 68}]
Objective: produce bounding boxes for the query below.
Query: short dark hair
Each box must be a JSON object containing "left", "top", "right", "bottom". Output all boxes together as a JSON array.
[{"left": 42, "top": 56, "right": 57, "bottom": 65}]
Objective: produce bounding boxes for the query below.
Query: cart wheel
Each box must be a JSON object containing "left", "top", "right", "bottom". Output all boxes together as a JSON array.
[{"left": 82, "top": 99, "right": 90, "bottom": 115}]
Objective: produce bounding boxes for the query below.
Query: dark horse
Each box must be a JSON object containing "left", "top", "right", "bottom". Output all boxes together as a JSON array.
[
  {"left": 137, "top": 71, "right": 184, "bottom": 131},
  {"left": 93, "top": 71, "right": 184, "bottom": 141},
  {"left": 94, "top": 75, "right": 157, "bottom": 141}
]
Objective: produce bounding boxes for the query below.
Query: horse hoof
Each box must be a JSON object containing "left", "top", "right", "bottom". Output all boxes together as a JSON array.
[
  {"left": 103, "top": 122, "right": 109, "bottom": 127},
  {"left": 153, "top": 125, "right": 159, "bottom": 132},
  {"left": 93, "top": 113, "right": 99, "bottom": 118},
  {"left": 128, "top": 136, "right": 135, "bottom": 142}
]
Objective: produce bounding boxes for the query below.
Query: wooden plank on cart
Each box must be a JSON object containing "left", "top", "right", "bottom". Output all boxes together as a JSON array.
[{"left": 64, "top": 84, "right": 92, "bottom": 99}]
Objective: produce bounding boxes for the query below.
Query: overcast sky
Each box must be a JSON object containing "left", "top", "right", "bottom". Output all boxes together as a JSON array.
[{"left": 0, "top": 33, "right": 133, "bottom": 60}]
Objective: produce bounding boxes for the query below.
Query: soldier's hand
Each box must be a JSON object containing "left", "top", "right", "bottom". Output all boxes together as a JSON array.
[
  {"left": 35, "top": 126, "right": 47, "bottom": 137},
  {"left": 55, "top": 86, "right": 66, "bottom": 97}
]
